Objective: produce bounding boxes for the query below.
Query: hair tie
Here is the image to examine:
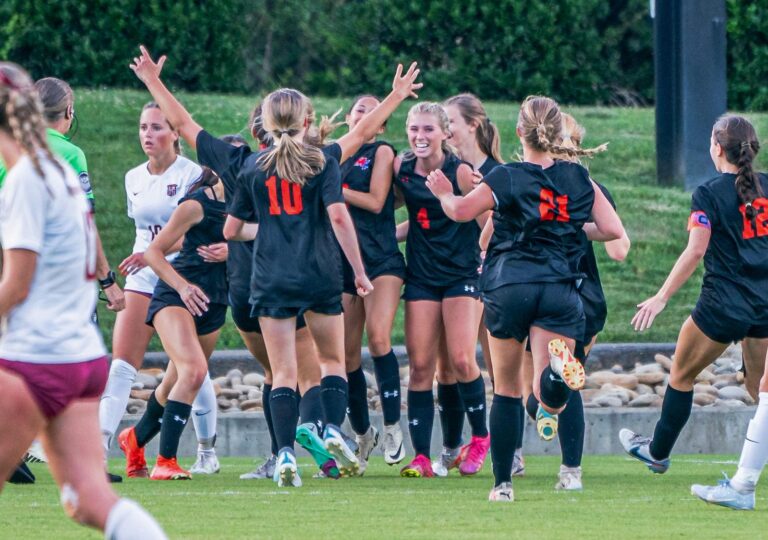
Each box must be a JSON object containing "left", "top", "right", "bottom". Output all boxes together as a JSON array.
[
  {"left": 486, "top": 117, "right": 492, "bottom": 125},
  {"left": 278, "top": 129, "right": 291, "bottom": 135},
  {"left": 0, "top": 70, "right": 20, "bottom": 90}
]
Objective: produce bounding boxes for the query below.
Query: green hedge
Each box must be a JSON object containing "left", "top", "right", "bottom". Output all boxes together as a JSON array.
[{"left": 1, "top": 0, "right": 767, "bottom": 109}]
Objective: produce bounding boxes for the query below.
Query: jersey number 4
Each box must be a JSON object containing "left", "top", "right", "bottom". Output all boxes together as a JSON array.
[
  {"left": 539, "top": 188, "right": 570, "bottom": 222},
  {"left": 740, "top": 198, "right": 768, "bottom": 239},
  {"left": 266, "top": 176, "right": 303, "bottom": 215}
]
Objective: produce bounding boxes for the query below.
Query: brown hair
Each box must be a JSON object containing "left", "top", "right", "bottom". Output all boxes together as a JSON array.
[
  {"left": 248, "top": 102, "right": 272, "bottom": 148},
  {"left": 444, "top": 93, "right": 502, "bottom": 163},
  {"left": 0, "top": 63, "right": 62, "bottom": 178},
  {"left": 187, "top": 166, "right": 220, "bottom": 194},
  {"left": 142, "top": 101, "right": 181, "bottom": 154},
  {"left": 402, "top": 102, "right": 455, "bottom": 161},
  {"left": 517, "top": 96, "right": 606, "bottom": 160},
  {"left": 34, "top": 77, "right": 73, "bottom": 124},
  {"left": 713, "top": 115, "right": 764, "bottom": 219},
  {"left": 348, "top": 94, "right": 386, "bottom": 127},
  {"left": 257, "top": 88, "right": 326, "bottom": 185},
  {"left": 304, "top": 99, "right": 345, "bottom": 147}
]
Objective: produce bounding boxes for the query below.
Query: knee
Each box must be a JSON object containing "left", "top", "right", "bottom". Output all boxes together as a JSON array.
[
  {"left": 409, "top": 362, "right": 434, "bottom": 387},
  {"left": 366, "top": 333, "right": 391, "bottom": 358},
  {"left": 450, "top": 354, "right": 477, "bottom": 381},
  {"left": 177, "top": 362, "right": 207, "bottom": 392}
]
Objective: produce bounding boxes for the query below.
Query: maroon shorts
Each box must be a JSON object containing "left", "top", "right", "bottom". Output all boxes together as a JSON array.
[{"left": 0, "top": 357, "right": 109, "bottom": 419}]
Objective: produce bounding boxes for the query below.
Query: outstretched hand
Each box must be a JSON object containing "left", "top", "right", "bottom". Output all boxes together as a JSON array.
[
  {"left": 130, "top": 45, "right": 166, "bottom": 84},
  {"left": 425, "top": 169, "right": 454, "bottom": 199},
  {"left": 392, "top": 62, "right": 423, "bottom": 100},
  {"left": 631, "top": 294, "right": 667, "bottom": 331}
]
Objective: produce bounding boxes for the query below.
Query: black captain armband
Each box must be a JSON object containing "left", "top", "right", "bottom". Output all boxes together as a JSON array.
[{"left": 98, "top": 270, "right": 117, "bottom": 289}]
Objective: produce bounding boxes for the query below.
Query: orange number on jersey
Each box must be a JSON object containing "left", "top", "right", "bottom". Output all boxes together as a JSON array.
[
  {"left": 740, "top": 198, "right": 768, "bottom": 239},
  {"left": 266, "top": 176, "right": 304, "bottom": 216},
  {"left": 417, "top": 207, "right": 430, "bottom": 229},
  {"left": 539, "top": 188, "right": 570, "bottom": 222}
]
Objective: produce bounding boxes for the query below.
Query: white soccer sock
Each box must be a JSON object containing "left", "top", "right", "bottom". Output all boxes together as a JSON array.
[
  {"left": 104, "top": 498, "right": 167, "bottom": 540},
  {"left": 99, "top": 359, "right": 137, "bottom": 451},
  {"left": 192, "top": 372, "right": 218, "bottom": 449},
  {"left": 732, "top": 392, "right": 768, "bottom": 491}
]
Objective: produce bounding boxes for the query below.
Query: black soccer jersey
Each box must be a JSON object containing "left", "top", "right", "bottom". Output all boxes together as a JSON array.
[
  {"left": 394, "top": 152, "right": 480, "bottom": 287},
  {"left": 230, "top": 151, "right": 344, "bottom": 309},
  {"left": 478, "top": 157, "right": 502, "bottom": 178},
  {"left": 340, "top": 141, "right": 402, "bottom": 272},
  {"left": 161, "top": 188, "right": 228, "bottom": 304},
  {"left": 480, "top": 160, "right": 595, "bottom": 291},
  {"left": 691, "top": 172, "right": 768, "bottom": 321}
]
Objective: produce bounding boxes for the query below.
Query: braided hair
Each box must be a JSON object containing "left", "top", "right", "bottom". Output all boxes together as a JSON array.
[
  {"left": 712, "top": 115, "right": 764, "bottom": 219},
  {"left": 0, "top": 63, "right": 63, "bottom": 178}
]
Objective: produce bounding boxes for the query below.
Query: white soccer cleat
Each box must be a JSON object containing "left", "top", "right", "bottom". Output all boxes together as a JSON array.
[
  {"left": 240, "top": 455, "right": 277, "bottom": 480},
  {"left": 274, "top": 449, "right": 302, "bottom": 488},
  {"left": 324, "top": 424, "right": 360, "bottom": 476},
  {"left": 24, "top": 439, "right": 47, "bottom": 464},
  {"left": 691, "top": 475, "right": 755, "bottom": 511},
  {"left": 555, "top": 465, "right": 583, "bottom": 491},
  {"left": 488, "top": 482, "right": 514, "bottom": 502},
  {"left": 355, "top": 426, "right": 379, "bottom": 475},
  {"left": 382, "top": 423, "right": 406, "bottom": 465},
  {"left": 432, "top": 445, "right": 462, "bottom": 477},
  {"left": 189, "top": 449, "right": 220, "bottom": 474}
]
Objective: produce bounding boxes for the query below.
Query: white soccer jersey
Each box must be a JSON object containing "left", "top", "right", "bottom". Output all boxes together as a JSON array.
[
  {"left": 0, "top": 154, "right": 106, "bottom": 363},
  {"left": 124, "top": 156, "right": 201, "bottom": 293}
]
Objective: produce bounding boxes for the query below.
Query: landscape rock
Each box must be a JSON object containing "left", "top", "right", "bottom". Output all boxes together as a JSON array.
[
  {"left": 592, "top": 395, "right": 624, "bottom": 408},
  {"left": 628, "top": 394, "right": 661, "bottom": 407},
  {"left": 213, "top": 376, "right": 229, "bottom": 389},
  {"left": 136, "top": 372, "right": 159, "bottom": 390},
  {"left": 693, "top": 383, "right": 719, "bottom": 397},
  {"left": 637, "top": 371, "right": 666, "bottom": 386},
  {"left": 714, "top": 399, "right": 746, "bottom": 408},
  {"left": 693, "top": 393, "right": 717, "bottom": 407},
  {"left": 243, "top": 372, "right": 264, "bottom": 387},
  {"left": 130, "top": 389, "right": 153, "bottom": 401},
  {"left": 717, "top": 386, "right": 753, "bottom": 403},
  {"left": 654, "top": 354, "right": 673, "bottom": 372},
  {"left": 635, "top": 384, "right": 654, "bottom": 395},
  {"left": 240, "top": 399, "right": 262, "bottom": 411}
]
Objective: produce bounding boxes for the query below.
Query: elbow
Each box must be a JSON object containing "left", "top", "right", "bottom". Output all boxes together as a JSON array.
[
  {"left": 370, "top": 203, "right": 385, "bottom": 215},
  {"left": 223, "top": 228, "right": 236, "bottom": 241},
  {"left": 687, "top": 245, "right": 707, "bottom": 260},
  {"left": 604, "top": 223, "right": 625, "bottom": 242},
  {"left": 608, "top": 239, "right": 630, "bottom": 262},
  {"left": 452, "top": 207, "right": 475, "bottom": 223}
]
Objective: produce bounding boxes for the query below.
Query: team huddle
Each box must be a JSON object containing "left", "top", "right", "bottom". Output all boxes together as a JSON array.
[{"left": 0, "top": 42, "right": 767, "bottom": 538}]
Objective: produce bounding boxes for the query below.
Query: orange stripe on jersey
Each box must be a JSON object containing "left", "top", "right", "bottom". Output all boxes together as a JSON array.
[{"left": 688, "top": 211, "right": 711, "bottom": 231}]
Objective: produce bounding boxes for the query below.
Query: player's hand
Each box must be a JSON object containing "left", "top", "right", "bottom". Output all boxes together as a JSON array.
[
  {"left": 470, "top": 170, "right": 484, "bottom": 185},
  {"left": 103, "top": 284, "right": 126, "bottom": 312},
  {"left": 130, "top": 45, "right": 166, "bottom": 84},
  {"left": 197, "top": 242, "right": 228, "bottom": 263},
  {"left": 632, "top": 294, "right": 667, "bottom": 331},
  {"left": 179, "top": 282, "right": 210, "bottom": 317},
  {"left": 425, "top": 169, "right": 453, "bottom": 199},
  {"left": 392, "top": 62, "right": 423, "bottom": 100},
  {"left": 118, "top": 252, "right": 147, "bottom": 275},
  {"left": 355, "top": 274, "right": 374, "bottom": 297}
]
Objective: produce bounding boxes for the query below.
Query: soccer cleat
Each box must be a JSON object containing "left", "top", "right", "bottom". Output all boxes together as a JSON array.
[
  {"left": 548, "top": 338, "right": 585, "bottom": 391},
  {"left": 117, "top": 427, "right": 149, "bottom": 478},
  {"left": 512, "top": 451, "right": 526, "bottom": 477},
  {"left": 240, "top": 455, "right": 277, "bottom": 480},
  {"left": 324, "top": 423, "right": 360, "bottom": 477},
  {"left": 107, "top": 471, "right": 123, "bottom": 483},
  {"left": 618, "top": 429, "right": 670, "bottom": 474},
  {"left": 401, "top": 454, "right": 435, "bottom": 478},
  {"left": 189, "top": 449, "right": 220, "bottom": 474},
  {"left": 355, "top": 426, "right": 380, "bottom": 475},
  {"left": 555, "top": 465, "right": 583, "bottom": 491},
  {"left": 24, "top": 439, "right": 47, "bottom": 464},
  {"left": 432, "top": 445, "right": 462, "bottom": 477},
  {"left": 274, "top": 449, "right": 302, "bottom": 488},
  {"left": 296, "top": 422, "right": 341, "bottom": 478},
  {"left": 536, "top": 405, "right": 558, "bottom": 441},
  {"left": 459, "top": 434, "right": 491, "bottom": 476},
  {"left": 150, "top": 456, "right": 192, "bottom": 480},
  {"left": 691, "top": 474, "right": 755, "bottom": 510},
  {"left": 8, "top": 462, "right": 35, "bottom": 484},
  {"left": 488, "top": 482, "right": 514, "bottom": 502},
  {"left": 382, "top": 423, "right": 406, "bottom": 465}
]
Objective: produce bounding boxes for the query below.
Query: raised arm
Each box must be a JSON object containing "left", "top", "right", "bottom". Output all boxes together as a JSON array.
[
  {"left": 336, "top": 63, "right": 422, "bottom": 162},
  {"left": 130, "top": 45, "right": 203, "bottom": 149},
  {"left": 343, "top": 144, "right": 395, "bottom": 214},
  {"left": 426, "top": 169, "right": 495, "bottom": 222}
]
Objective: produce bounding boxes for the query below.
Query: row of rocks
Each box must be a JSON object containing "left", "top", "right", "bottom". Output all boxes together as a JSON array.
[{"left": 124, "top": 344, "right": 754, "bottom": 414}]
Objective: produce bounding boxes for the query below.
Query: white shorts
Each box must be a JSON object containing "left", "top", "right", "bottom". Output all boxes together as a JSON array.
[{"left": 124, "top": 266, "right": 159, "bottom": 295}]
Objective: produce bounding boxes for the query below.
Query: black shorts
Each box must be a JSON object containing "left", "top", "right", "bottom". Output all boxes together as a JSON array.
[
  {"left": 343, "top": 254, "right": 406, "bottom": 296},
  {"left": 691, "top": 298, "right": 768, "bottom": 344},
  {"left": 483, "top": 282, "right": 585, "bottom": 342},
  {"left": 229, "top": 292, "right": 306, "bottom": 333},
  {"left": 402, "top": 278, "right": 480, "bottom": 302},
  {"left": 251, "top": 298, "right": 342, "bottom": 320},
  {"left": 146, "top": 285, "right": 227, "bottom": 336},
  {"left": 582, "top": 298, "right": 607, "bottom": 343}
]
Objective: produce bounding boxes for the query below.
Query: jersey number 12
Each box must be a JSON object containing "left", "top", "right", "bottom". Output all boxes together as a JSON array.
[
  {"left": 740, "top": 198, "right": 768, "bottom": 239},
  {"left": 266, "top": 176, "right": 304, "bottom": 215}
]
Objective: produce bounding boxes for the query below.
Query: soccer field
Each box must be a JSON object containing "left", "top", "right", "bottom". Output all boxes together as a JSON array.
[{"left": 1, "top": 456, "right": 763, "bottom": 539}]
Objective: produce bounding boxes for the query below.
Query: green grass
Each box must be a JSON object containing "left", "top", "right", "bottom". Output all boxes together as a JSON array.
[
  {"left": 75, "top": 88, "right": 768, "bottom": 349},
  {"left": 1, "top": 456, "right": 764, "bottom": 539}
]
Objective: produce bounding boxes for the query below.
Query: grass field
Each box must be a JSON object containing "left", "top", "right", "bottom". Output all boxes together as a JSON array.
[
  {"left": 0, "top": 456, "right": 763, "bottom": 539},
  {"left": 73, "top": 88, "right": 768, "bottom": 349}
]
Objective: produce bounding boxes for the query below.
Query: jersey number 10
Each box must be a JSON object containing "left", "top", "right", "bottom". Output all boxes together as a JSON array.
[
  {"left": 266, "top": 176, "right": 304, "bottom": 215},
  {"left": 740, "top": 198, "right": 768, "bottom": 239},
  {"left": 539, "top": 188, "right": 570, "bottom": 222}
]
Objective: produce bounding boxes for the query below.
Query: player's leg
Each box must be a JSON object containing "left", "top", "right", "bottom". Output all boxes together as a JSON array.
[
  {"left": 343, "top": 292, "right": 371, "bottom": 438},
  {"left": 189, "top": 330, "right": 222, "bottom": 475},
  {"left": 433, "top": 334, "right": 464, "bottom": 476}
]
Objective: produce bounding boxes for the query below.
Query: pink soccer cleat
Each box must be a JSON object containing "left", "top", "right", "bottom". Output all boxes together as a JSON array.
[{"left": 459, "top": 434, "right": 490, "bottom": 476}]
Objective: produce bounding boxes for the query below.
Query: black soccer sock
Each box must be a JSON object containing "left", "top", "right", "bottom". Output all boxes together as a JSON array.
[
  {"left": 134, "top": 391, "right": 165, "bottom": 447},
  {"left": 458, "top": 376, "right": 489, "bottom": 438},
  {"left": 539, "top": 366, "right": 571, "bottom": 410},
  {"left": 262, "top": 384, "right": 278, "bottom": 455},
  {"left": 558, "top": 390, "right": 585, "bottom": 467},
  {"left": 526, "top": 393, "right": 541, "bottom": 421},
  {"left": 649, "top": 385, "right": 693, "bottom": 460},
  {"left": 270, "top": 387, "right": 299, "bottom": 451},
  {"left": 490, "top": 394, "right": 521, "bottom": 486},
  {"left": 299, "top": 385, "right": 323, "bottom": 433},
  {"left": 437, "top": 383, "right": 465, "bottom": 449},
  {"left": 321, "top": 375, "right": 348, "bottom": 428},
  {"left": 515, "top": 395, "right": 526, "bottom": 450},
  {"left": 407, "top": 389, "right": 434, "bottom": 457},
  {"left": 373, "top": 350, "right": 401, "bottom": 425},
  {"left": 158, "top": 400, "right": 191, "bottom": 459},
  {"left": 346, "top": 367, "right": 371, "bottom": 435}
]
